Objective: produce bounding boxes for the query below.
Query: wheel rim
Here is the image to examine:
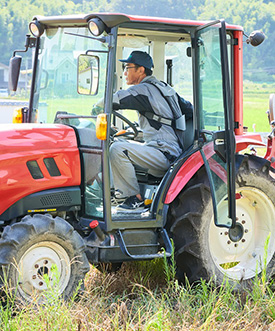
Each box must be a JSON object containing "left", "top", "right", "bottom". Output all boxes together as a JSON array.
[
  {"left": 209, "top": 187, "right": 275, "bottom": 280},
  {"left": 17, "top": 241, "right": 71, "bottom": 299}
]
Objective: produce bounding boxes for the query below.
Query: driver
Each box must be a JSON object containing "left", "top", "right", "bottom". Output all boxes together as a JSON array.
[{"left": 110, "top": 51, "right": 192, "bottom": 211}]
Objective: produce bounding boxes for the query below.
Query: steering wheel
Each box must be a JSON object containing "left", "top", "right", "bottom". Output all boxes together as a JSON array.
[{"left": 112, "top": 110, "right": 139, "bottom": 139}]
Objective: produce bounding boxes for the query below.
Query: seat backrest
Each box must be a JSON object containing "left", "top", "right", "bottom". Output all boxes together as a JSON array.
[{"left": 182, "top": 116, "right": 194, "bottom": 151}]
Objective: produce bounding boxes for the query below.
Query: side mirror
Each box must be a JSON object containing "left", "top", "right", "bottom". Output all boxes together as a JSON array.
[
  {"left": 9, "top": 56, "right": 22, "bottom": 91},
  {"left": 77, "top": 55, "right": 99, "bottom": 95},
  {"left": 246, "top": 30, "right": 265, "bottom": 47}
]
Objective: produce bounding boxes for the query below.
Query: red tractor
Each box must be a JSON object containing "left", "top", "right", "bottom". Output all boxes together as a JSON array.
[{"left": 3, "top": 13, "right": 275, "bottom": 301}]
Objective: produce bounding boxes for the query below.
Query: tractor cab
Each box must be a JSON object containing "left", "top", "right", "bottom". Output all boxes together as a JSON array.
[{"left": 9, "top": 14, "right": 238, "bottom": 230}]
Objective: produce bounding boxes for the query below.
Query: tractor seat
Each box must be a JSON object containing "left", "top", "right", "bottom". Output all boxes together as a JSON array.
[{"left": 134, "top": 165, "right": 163, "bottom": 185}]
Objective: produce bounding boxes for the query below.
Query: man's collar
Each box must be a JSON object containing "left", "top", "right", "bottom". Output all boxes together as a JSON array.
[{"left": 140, "top": 75, "right": 156, "bottom": 84}]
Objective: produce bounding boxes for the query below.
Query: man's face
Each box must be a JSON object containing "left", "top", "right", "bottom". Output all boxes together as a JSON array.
[{"left": 123, "top": 63, "right": 145, "bottom": 85}]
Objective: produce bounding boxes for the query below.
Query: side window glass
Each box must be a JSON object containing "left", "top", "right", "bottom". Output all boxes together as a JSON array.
[{"left": 165, "top": 41, "right": 193, "bottom": 101}]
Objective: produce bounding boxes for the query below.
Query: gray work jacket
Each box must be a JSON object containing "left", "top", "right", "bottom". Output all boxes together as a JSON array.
[{"left": 113, "top": 76, "right": 182, "bottom": 158}]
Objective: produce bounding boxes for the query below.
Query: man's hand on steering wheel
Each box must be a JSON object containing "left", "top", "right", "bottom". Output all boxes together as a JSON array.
[{"left": 112, "top": 110, "right": 139, "bottom": 139}]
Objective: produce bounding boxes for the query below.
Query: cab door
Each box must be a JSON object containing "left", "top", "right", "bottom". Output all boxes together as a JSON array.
[{"left": 194, "top": 20, "right": 236, "bottom": 228}]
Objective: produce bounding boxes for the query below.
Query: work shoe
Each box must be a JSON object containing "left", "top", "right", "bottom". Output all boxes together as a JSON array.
[
  {"left": 117, "top": 195, "right": 145, "bottom": 211},
  {"left": 111, "top": 189, "right": 126, "bottom": 206}
]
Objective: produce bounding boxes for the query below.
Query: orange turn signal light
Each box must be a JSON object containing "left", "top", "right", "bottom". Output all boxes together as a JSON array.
[
  {"left": 96, "top": 113, "right": 107, "bottom": 140},
  {"left": 12, "top": 108, "right": 23, "bottom": 123}
]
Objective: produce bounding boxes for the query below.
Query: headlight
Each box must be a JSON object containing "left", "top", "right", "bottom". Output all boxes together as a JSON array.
[
  {"left": 13, "top": 108, "right": 23, "bottom": 123},
  {"left": 88, "top": 18, "right": 106, "bottom": 37},
  {"left": 29, "top": 20, "right": 45, "bottom": 38}
]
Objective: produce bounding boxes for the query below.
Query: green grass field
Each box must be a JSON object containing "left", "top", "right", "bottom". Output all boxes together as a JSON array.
[
  {"left": 243, "top": 81, "right": 275, "bottom": 133},
  {"left": 9, "top": 81, "right": 275, "bottom": 133}
]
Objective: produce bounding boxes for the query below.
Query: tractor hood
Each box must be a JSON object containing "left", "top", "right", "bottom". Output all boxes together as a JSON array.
[
  {"left": 0, "top": 123, "right": 81, "bottom": 216},
  {"left": 0, "top": 123, "right": 78, "bottom": 154}
]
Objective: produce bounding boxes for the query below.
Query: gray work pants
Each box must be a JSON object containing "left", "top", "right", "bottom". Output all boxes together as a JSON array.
[{"left": 109, "top": 140, "right": 170, "bottom": 197}]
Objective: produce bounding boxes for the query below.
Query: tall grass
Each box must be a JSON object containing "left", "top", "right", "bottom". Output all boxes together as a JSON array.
[{"left": 1, "top": 247, "right": 275, "bottom": 330}]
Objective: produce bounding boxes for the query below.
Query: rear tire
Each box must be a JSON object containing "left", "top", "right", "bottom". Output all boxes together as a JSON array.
[
  {"left": 167, "top": 155, "right": 275, "bottom": 287},
  {"left": 0, "top": 214, "right": 90, "bottom": 302}
]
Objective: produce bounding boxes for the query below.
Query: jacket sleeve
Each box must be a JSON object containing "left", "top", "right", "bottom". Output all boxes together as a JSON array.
[
  {"left": 112, "top": 88, "right": 162, "bottom": 130},
  {"left": 113, "top": 88, "right": 154, "bottom": 114}
]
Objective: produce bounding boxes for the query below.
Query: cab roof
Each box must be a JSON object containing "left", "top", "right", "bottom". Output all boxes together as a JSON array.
[{"left": 33, "top": 13, "right": 243, "bottom": 32}]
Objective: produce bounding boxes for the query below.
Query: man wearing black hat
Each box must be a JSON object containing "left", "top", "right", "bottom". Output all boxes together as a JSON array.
[{"left": 110, "top": 50, "right": 192, "bottom": 211}]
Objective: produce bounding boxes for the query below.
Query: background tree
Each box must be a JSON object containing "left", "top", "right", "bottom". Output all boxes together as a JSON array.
[
  {"left": 196, "top": 0, "right": 275, "bottom": 81},
  {"left": 0, "top": 0, "right": 273, "bottom": 82}
]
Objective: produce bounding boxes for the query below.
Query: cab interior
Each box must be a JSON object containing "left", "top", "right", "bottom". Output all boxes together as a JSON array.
[
  {"left": 115, "top": 27, "right": 193, "bottom": 105},
  {"left": 112, "top": 26, "right": 194, "bottom": 150}
]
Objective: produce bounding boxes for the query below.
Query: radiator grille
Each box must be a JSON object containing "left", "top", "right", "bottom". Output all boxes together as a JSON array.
[{"left": 40, "top": 192, "right": 72, "bottom": 206}]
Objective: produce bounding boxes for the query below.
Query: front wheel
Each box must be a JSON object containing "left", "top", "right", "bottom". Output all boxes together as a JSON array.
[
  {"left": 167, "top": 155, "right": 275, "bottom": 287},
  {"left": 0, "top": 214, "right": 90, "bottom": 302}
]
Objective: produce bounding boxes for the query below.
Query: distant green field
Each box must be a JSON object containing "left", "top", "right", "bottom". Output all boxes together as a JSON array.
[
  {"left": 8, "top": 81, "right": 275, "bottom": 133},
  {"left": 44, "top": 81, "right": 275, "bottom": 132},
  {"left": 243, "top": 81, "right": 275, "bottom": 133}
]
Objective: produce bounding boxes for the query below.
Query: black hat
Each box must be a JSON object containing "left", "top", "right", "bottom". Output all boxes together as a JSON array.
[{"left": 119, "top": 51, "right": 154, "bottom": 70}]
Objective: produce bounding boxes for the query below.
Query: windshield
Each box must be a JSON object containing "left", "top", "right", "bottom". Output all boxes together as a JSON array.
[{"left": 33, "top": 27, "right": 108, "bottom": 124}]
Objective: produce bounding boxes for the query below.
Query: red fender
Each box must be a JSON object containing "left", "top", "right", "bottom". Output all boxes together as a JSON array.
[
  {"left": 235, "top": 133, "right": 265, "bottom": 152},
  {"left": 165, "top": 133, "right": 265, "bottom": 204},
  {"left": 165, "top": 143, "right": 214, "bottom": 204},
  {"left": 264, "top": 136, "right": 275, "bottom": 168}
]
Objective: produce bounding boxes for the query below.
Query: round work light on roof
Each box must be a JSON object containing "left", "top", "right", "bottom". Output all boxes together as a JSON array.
[
  {"left": 29, "top": 20, "right": 45, "bottom": 38},
  {"left": 88, "top": 18, "right": 106, "bottom": 37}
]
